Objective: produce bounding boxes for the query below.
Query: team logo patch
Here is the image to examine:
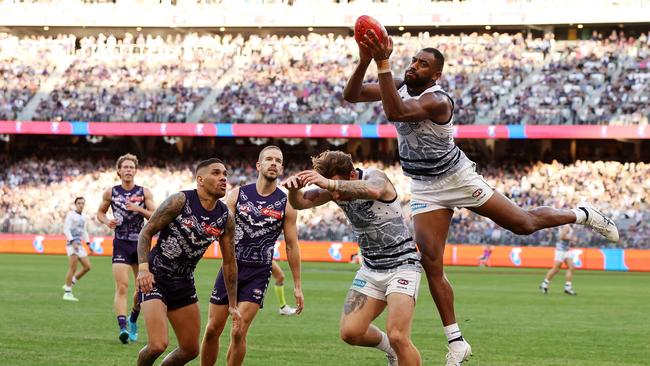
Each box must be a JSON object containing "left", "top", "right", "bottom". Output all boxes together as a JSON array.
[
  {"left": 472, "top": 188, "right": 483, "bottom": 198},
  {"left": 397, "top": 278, "right": 409, "bottom": 286},
  {"left": 181, "top": 217, "right": 195, "bottom": 228},
  {"left": 352, "top": 279, "right": 366, "bottom": 288},
  {"left": 261, "top": 208, "right": 283, "bottom": 220},
  {"left": 253, "top": 289, "right": 263, "bottom": 295}
]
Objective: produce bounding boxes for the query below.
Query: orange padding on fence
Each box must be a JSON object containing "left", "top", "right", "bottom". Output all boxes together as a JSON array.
[{"left": 1, "top": 234, "right": 648, "bottom": 272}]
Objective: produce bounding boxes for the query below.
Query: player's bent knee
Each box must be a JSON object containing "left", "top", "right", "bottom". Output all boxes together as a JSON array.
[
  {"left": 181, "top": 344, "right": 200, "bottom": 359},
  {"left": 116, "top": 282, "right": 129, "bottom": 294},
  {"left": 148, "top": 341, "right": 169, "bottom": 356},
  {"left": 387, "top": 329, "right": 409, "bottom": 350},
  {"left": 339, "top": 327, "right": 364, "bottom": 345}
]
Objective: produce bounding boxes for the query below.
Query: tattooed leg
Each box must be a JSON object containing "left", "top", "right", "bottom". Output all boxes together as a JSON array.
[{"left": 339, "top": 290, "right": 386, "bottom": 347}]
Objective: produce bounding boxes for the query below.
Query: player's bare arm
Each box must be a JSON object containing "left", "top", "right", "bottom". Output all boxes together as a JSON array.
[
  {"left": 225, "top": 186, "right": 240, "bottom": 213},
  {"left": 219, "top": 209, "right": 242, "bottom": 330},
  {"left": 343, "top": 41, "right": 403, "bottom": 103},
  {"left": 97, "top": 188, "right": 118, "bottom": 229},
  {"left": 363, "top": 31, "right": 452, "bottom": 123},
  {"left": 299, "top": 169, "right": 393, "bottom": 201},
  {"left": 282, "top": 175, "right": 333, "bottom": 209},
  {"left": 283, "top": 203, "right": 304, "bottom": 314},
  {"left": 136, "top": 192, "right": 185, "bottom": 293}
]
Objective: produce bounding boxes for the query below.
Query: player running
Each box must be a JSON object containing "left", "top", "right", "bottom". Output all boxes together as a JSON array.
[
  {"left": 61, "top": 197, "right": 92, "bottom": 301},
  {"left": 136, "top": 158, "right": 240, "bottom": 366},
  {"left": 284, "top": 150, "right": 422, "bottom": 366},
  {"left": 97, "top": 153, "right": 155, "bottom": 343},
  {"left": 344, "top": 30, "right": 619, "bottom": 365},
  {"left": 540, "top": 226, "right": 578, "bottom": 295},
  {"left": 200, "top": 145, "right": 303, "bottom": 366}
]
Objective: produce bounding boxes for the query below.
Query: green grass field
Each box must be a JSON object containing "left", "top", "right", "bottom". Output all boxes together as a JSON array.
[{"left": 0, "top": 254, "right": 648, "bottom": 366}]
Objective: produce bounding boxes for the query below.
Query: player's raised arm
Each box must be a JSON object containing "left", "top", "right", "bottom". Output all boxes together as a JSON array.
[
  {"left": 282, "top": 174, "right": 333, "bottom": 209},
  {"left": 299, "top": 169, "right": 392, "bottom": 201},
  {"left": 218, "top": 209, "right": 242, "bottom": 330},
  {"left": 97, "top": 188, "right": 118, "bottom": 229},
  {"left": 343, "top": 41, "right": 402, "bottom": 103},
  {"left": 283, "top": 203, "right": 303, "bottom": 314},
  {"left": 362, "top": 31, "right": 452, "bottom": 123},
  {"left": 136, "top": 192, "right": 185, "bottom": 293}
]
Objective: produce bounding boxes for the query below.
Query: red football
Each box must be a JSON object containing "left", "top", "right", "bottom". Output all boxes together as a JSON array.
[{"left": 354, "top": 15, "right": 387, "bottom": 45}]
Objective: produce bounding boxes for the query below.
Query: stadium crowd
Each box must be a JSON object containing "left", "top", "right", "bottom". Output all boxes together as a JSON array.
[
  {"left": 0, "top": 30, "right": 647, "bottom": 125},
  {"left": 1, "top": 156, "right": 647, "bottom": 248}
]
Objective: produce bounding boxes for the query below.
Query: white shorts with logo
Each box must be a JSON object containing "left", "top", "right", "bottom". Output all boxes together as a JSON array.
[
  {"left": 350, "top": 266, "right": 421, "bottom": 302},
  {"left": 410, "top": 162, "right": 494, "bottom": 216},
  {"left": 66, "top": 241, "right": 88, "bottom": 258},
  {"left": 554, "top": 249, "right": 575, "bottom": 263}
]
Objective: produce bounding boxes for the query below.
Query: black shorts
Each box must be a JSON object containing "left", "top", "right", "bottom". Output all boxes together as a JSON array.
[
  {"left": 210, "top": 263, "right": 272, "bottom": 308},
  {"left": 112, "top": 238, "right": 138, "bottom": 265},
  {"left": 139, "top": 275, "right": 198, "bottom": 311}
]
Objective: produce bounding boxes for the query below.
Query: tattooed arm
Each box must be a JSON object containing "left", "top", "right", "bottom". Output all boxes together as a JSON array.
[
  {"left": 136, "top": 192, "right": 185, "bottom": 294},
  {"left": 299, "top": 169, "right": 396, "bottom": 201},
  {"left": 219, "top": 209, "right": 242, "bottom": 330}
]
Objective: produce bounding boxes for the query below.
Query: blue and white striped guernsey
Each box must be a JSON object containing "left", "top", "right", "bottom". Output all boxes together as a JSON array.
[
  {"left": 392, "top": 83, "right": 471, "bottom": 181},
  {"left": 335, "top": 168, "right": 420, "bottom": 272}
]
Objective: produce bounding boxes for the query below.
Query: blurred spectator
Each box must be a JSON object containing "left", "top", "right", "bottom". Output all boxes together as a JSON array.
[{"left": 1, "top": 156, "right": 648, "bottom": 248}]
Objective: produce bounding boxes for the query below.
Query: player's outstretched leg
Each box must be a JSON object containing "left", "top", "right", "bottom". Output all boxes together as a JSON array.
[
  {"left": 470, "top": 192, "right": 619, "bottom": 242},
  {"left": 413, "top": 209, "right": 472, "bottom": 365}
]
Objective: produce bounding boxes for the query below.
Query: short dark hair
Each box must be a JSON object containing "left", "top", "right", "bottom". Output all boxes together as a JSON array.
[
  {"left": 195, "top": 158, "right": 226, "bottom": 175},
  {"left": 311, "top": 150, "right": 354, "bottom": 179},
  {"left": 421, "top": 47, "right": 445, "bottom": 72},
  {"left": 74, "top": 197, "right": 85, "bottom": 203},
  {"left": 258, "top": 145, "right": 282, "bottom": 162}
]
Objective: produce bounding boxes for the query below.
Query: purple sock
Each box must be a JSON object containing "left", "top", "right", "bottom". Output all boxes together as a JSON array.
[
  {"left": 117, "top": 315, "right": 127, "bottom": 330},
  {"left": 129, "top": 309, "right": 140, "bottom": 323}
]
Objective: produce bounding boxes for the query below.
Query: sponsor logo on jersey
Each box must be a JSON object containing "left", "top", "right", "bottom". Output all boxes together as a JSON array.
[
  {"left": 472, "top": 188, "right": 483, "bottom": 198},
  {"left": 352, "top": 279, "right": 366, "bottom": 288},
  {"left": 261, "top": 207, "right": 283, "bottom": 220},
  {"left": 253, "top": 289, "right": 263, "bottom": 295},
  {"left": 411, "top": 202, "right": 428, "bottom": 211},
  {"left": 203, "top": 223, "right": 222, "bottom": 237},
  {"left": 397, "top": 278, "right": 409, "bottom": 286},
  {"left": 129, "top": 195, "right": 144, "bottom": 203}
]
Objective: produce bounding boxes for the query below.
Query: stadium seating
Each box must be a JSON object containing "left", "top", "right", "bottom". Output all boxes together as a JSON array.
[
  {"left": 0, "top": 30, "right": 647, "bottom": 125},
  {"left": 1, "top": 157, "right": 647, "bottom": 248}
]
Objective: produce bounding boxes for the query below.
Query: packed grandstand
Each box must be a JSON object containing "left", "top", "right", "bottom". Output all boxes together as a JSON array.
[{"left": 1, "top": 29, "right": 648, "bottom": 125}]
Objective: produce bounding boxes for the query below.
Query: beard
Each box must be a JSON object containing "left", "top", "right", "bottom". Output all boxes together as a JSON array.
[{"left": 404, "top": 74, "right": 431, "bottom": 88}]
